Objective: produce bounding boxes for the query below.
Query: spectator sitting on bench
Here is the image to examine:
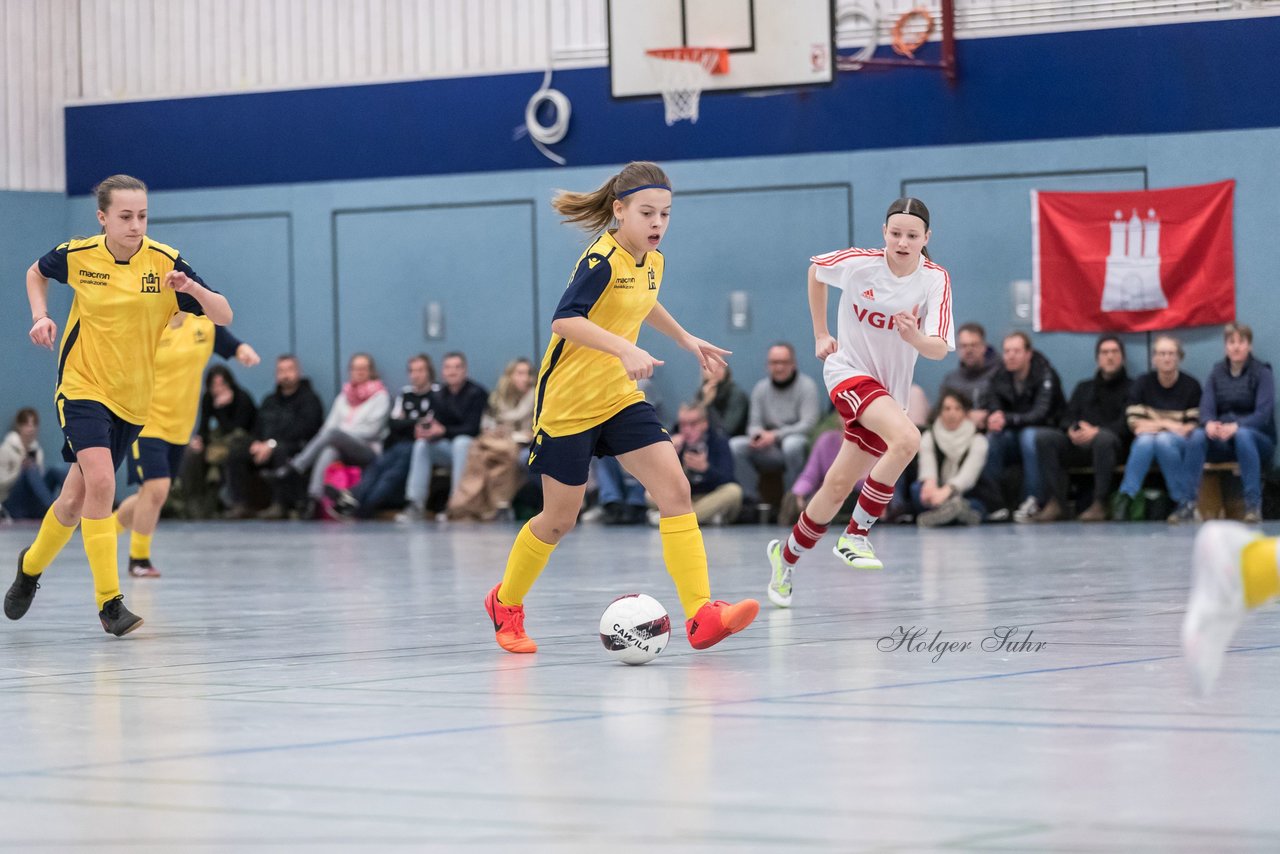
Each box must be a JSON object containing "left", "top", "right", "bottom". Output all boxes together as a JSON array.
[
  {"left": 1113, "top": 335, "right": 1200, "bottom": 522},
  {"left": 913, "top": 389, "right": 999, "bottom": 527},
  {"left": 329, "top": 354, "right": 435, "bottom": 519},
  {"left": 1032, "top": 335, "right": 1131, "bottom": 522},
  {"left": 729, "top": 342, "right": 820, "bottom": 514},
  {"left": 978, "top": 331, "right": 1067, "bottom": 522},
  {"left": 941, "top": 321, "right": 1000, "bottom": 419},
  {"left": 1176, "top": 322, "right": 1276, "bottom": 524},
  {"left": 399, "top": 351, "right": 488, "bottom": 521},
  {"left": 697, "top": 360, "right": 750, "bottom": 438},
  {"left": 274, "top": 353, "right": 389, "bottom": 516}
]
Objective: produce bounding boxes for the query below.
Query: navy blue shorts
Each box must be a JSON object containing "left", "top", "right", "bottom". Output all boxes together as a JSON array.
[
  {"left": 59, "top": 398, "right": 143, "bottom": 470},
  {"left": 528, "top": 402, "right": 670, "bottom": 487},
  {"left": 127, "top": 437, "right": 187, "bottom": 485}
]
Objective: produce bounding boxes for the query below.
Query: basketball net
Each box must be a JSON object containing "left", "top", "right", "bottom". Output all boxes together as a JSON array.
[{"left": 646, "top": 48, "right": 728, "bottom": 125}]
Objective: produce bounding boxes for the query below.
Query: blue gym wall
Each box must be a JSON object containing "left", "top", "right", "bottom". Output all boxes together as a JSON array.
[
  {"left": 0, "top": 191, "right": 76, "bottom": 453},
  {"left": 1, "top": 17, "right": 1277, "bottom": 456},
  {"left": 61, "top": 17, "right": 1280, "bottom": 194}
]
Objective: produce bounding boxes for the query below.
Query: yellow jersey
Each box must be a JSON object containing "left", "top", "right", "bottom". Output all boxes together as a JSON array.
[
  {"left": 533, "top": 230, "right": 663, "bottom": 436},
  {"left": 141, "top": 315, "right": 243, "bottom": 444},
  {"left": 38, "top": 235, "right": 210, "bottom": 426}
]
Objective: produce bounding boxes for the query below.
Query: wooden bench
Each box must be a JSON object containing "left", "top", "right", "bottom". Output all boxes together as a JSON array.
[
  {"left": 1197, "top": 461, "right": 1244, "bottom": 520},
  {"left": 1064, "top": 462, "right": 1248, "bottom": 520}
]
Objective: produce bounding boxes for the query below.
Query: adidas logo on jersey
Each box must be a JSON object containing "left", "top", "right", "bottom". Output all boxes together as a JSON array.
[{"left": 861, "top": 288, "right": 875, "bottom": 301}]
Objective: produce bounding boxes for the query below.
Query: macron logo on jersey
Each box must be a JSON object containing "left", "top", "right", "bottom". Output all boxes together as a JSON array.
[{"left": 861, "top": 288, "right": 875, "bottom": 301}]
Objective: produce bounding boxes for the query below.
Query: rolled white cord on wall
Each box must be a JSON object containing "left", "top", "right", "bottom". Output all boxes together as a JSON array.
[
  {"left": 524, "top": 67, "right": 569, "bottom": 165},
  {"left": 836, "top": 1, "right": 880, "bottom": 71}
]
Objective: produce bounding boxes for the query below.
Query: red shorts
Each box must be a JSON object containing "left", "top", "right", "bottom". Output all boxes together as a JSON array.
[{"left": 830, "top": 375, "right": 890, "bottom": 457}]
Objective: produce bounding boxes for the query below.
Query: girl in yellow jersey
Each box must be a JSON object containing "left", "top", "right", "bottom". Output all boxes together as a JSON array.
[
  {"left": 3, "top": 175, "right": 232, "bottom": 636},
  {"left": 115, "top": 315, "right": 260, "bottom": 578},
  {"left": 483, "top": 161, "right": 759, "bottom": 654}
]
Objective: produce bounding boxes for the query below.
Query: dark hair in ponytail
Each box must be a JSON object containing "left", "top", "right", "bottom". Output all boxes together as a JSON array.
[{"left": 552, "top": 161, "right": 672, "bottom": 233}]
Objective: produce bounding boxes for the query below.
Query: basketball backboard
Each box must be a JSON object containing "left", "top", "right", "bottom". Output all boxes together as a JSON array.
[{"left": 608, "top": 0, "right": 836, "bottom": 98}]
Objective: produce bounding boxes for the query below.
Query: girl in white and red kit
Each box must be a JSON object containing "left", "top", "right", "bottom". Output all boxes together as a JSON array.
[{"left": 766, "top": 197, "right": 954, "bottom": 607}]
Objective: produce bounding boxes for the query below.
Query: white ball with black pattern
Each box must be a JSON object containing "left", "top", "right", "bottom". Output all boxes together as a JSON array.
[{"left": 599, "top": 594, "right": 670, "bottom": 665}]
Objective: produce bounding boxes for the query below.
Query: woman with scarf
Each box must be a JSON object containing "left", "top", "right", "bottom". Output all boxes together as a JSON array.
[
  {"left": 273, "top": 352, "right": 390, "bottom": 515},
  {"left": 912, "top": 388, "right": 1000, "bottom": 526}
]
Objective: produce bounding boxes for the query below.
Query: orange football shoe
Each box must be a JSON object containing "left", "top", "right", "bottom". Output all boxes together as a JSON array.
[
  {"left": 686, "top": 598, "right": 760, "bottom": 650},
  {"left": 484, "top": 584, "right": 537, "bottom": 654}
]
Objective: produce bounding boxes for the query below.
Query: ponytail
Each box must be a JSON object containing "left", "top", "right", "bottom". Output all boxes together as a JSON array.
[{"left": 552, "top": 161, "right": 672, "bottom": 233}]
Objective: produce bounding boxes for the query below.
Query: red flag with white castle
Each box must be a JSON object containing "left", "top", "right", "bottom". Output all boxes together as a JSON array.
[{"left": 1032, "top": 180, "right": 1235, "bottom": 332}]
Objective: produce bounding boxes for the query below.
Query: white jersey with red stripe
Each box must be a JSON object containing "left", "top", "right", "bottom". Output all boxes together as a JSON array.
[{"left": 810, "top": 247, "right": 954, "bottom": 405}]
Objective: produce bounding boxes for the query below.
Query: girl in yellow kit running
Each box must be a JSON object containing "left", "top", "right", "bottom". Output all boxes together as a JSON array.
[
  {"left": 483, "top": 161, "right": 759, "bottom": 654},
  {"left": 116, "top": 314, "right": 260, "bottom": 578},
  {"left": 4, "top": 175, "right": 232, "bottom": 636}
]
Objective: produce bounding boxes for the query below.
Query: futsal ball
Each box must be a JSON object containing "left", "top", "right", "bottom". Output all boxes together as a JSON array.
[{"left": 599, "top": 594, "right": 671, "bottom": 665}]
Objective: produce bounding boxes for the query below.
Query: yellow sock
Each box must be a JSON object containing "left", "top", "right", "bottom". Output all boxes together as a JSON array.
[
  {"left": 22, "top": 505, "right": 79, "bottom": 576},
  {"left": 659, "top": 512, "right": 711, "bottom": 619},
  {"left": 129, "top": 531, "right": 152, "bottom": 561},
  {"left": 1242, "top": 538, "right": 1280, "bottom": 610},
  {"left": 81, "top": 516, "right": 120, "bottom": 610},
  {"left": 113, "top": 513, "right": 127, "bottom": 535},
  {"left": 497, "top": 522, "right": 557, "bottom": 606}
]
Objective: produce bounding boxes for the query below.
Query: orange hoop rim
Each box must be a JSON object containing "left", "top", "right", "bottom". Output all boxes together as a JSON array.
[
  {"left": 891, "top": 8, "right": 935, "bottom": 59},
  {"left": 645, "top": 46, "right": 730, "bottom": 75}
]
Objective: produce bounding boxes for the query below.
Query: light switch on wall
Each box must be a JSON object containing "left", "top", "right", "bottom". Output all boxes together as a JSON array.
[
  {"left": 729, "top": 290, "right": 750, "bottom": 331},
  {"left": 425, "top": 301, "right": 445, "bottom": 339}
]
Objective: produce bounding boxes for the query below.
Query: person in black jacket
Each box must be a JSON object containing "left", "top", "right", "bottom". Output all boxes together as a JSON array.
[
  {"left": 1179, "top": 323, "right": 1277, "bottom": 523},
  {"left": 196, "top": 365, "right": 258, "bottom": 443},
  {"left": 176, "top": 364, "right": 258, "bottom": 517},
  {"left": 330, "top": 354, "right": 435, "bottom": 518},
  {"left": 224, "top": 355, "right": 325, "bottom": 518},
  {"left": 1033, "top": 335, "right": 1131, "bottom": 522},
  {"left": 399, "top": 351, "right": 488, "bottom": 521},
  {"left": 979, "top": 331, "right": 1067, "bottom": 520}
]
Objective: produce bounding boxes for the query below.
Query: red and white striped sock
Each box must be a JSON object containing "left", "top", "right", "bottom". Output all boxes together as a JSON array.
[
  {"left": 847, "top": 476, "right": 894, "bottom": 536},
  {"left": 782, "top": 511, "right": 830, "bottom": 566}
]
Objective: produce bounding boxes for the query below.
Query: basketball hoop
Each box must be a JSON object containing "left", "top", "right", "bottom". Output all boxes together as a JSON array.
[
  {"left": 891, "top": 8, "right": 935, "bottom": 58},
  {"left": 646, "top": 47, "right": 729, "bottom": 126}
]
